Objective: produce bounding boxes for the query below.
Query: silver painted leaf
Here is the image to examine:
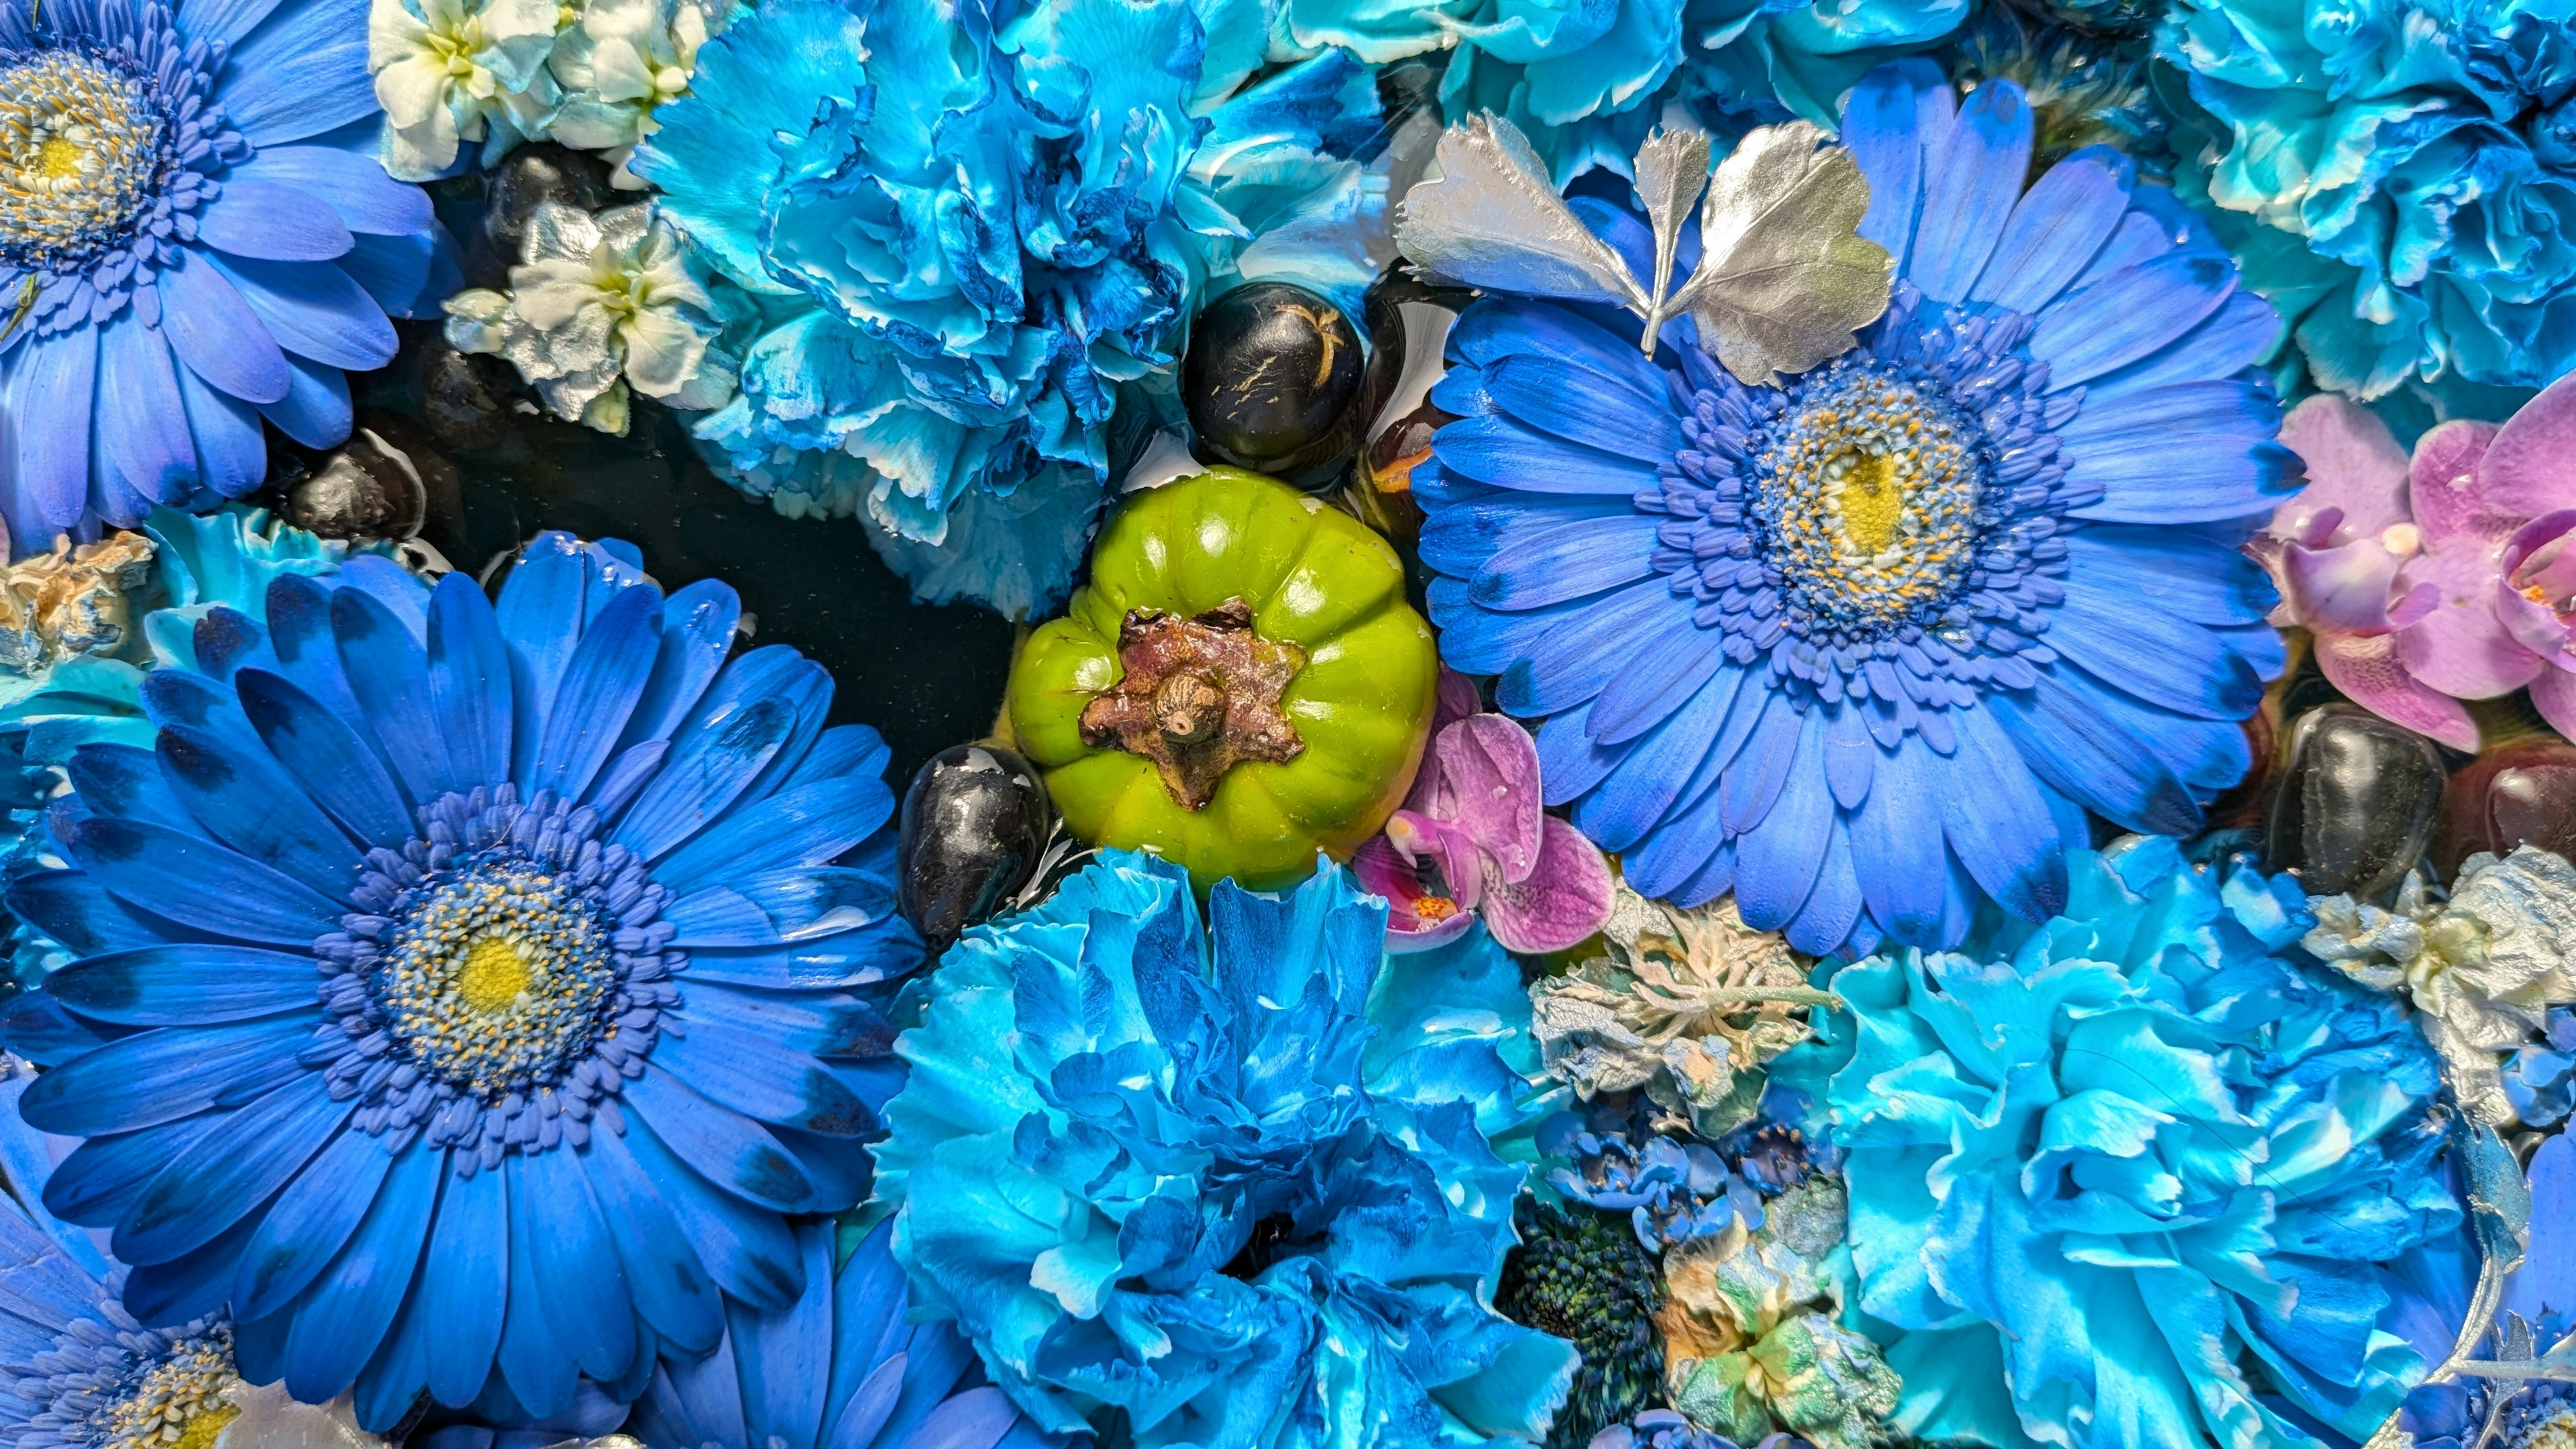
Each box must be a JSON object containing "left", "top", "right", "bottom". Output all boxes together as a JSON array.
[
  {"left": 1631, "top": 125, "right": 1711, "bottom": 339},
  {"left": 1674, "top": 120, "right": 1894, "bottom": 386},
  {"left": 1394, "top": 113, "right": 1644, "bottom": 311}
]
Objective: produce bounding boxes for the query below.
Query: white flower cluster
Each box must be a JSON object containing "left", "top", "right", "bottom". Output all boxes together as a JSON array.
[
  {"left": 444, "top": 201, "right": 734, "bottom": 433},
  {"left": 368, "top": 0, "right": 724, "bottom": 184}
]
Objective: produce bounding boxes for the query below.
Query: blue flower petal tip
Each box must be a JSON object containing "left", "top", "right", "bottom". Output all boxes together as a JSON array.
[{"left": 1413, "top": 62, "right": 2290, "bottom": 959}]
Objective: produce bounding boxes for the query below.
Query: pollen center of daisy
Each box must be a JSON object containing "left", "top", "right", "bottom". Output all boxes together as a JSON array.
[
  {"left": 93, "top": 1325, "right": 239, "bottom": 1449},
  {"left": 376, "top": 857, "right": 618, "bottom": 1103},
  {"left": 1747, "top": 364, "right": 1984, "bottom": 637},
  {"left": 0, "top": 50, "right": 164, "bottom": 267}
]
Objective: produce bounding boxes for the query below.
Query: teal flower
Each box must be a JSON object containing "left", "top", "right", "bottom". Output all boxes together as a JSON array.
[
  {"left": 875, "top": 851, "right": 1575, "bottom": 1449},
  {"left": 2159, "top": 0, "right": 2576, "bottom": 396},
  {"left": 635, "top": 0, "right": 1395, "bottom": 617},
  {"left": 1777, "top": 835, "right": 2462, "bottom": 1449}
]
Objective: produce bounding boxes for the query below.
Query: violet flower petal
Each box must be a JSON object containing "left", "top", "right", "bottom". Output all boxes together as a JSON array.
[
  {"left": 2275, "top": 394, "right": 2412, "bottom": 544},
  {"left": 1353, "top": 835, "right": 1477, "bottom": 952},
  {"left": 2535, "top": 667, "right": 2576, "bottom": 743},
  {"left": 1388, "top": 808, "right": 1490, "bottom": 911},
  {"left": 1478, "top": 816, "right": 1615, "bottom": 955},
  {"left": 2316, "top": 631, "right": 2481, "bottom": 751},
  {"left": 2279, "top": 535, "right": 2416, "bottom": 633},
  {"left": 2395, "top": 539, "right": 2548, "bottom": 698},
  {"left": 2498, "top": 511, "right": 2576, "bottom": 661},
  {"left": 1439, "top": 713, "right": 1546, "bottom": 882},
  {"left": 2408, "top": 418, "right": 2514, "bottom": 546},
  {"left": 2473, "top": 371, "right": 2576, "bottom": 523}
]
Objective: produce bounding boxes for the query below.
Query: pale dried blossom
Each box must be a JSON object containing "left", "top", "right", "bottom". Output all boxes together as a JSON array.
[
  {"left": 369, "top": 0, "right": 564, "bottom": 181},
  {"left": 545, "top": 0, "right": 725, "bottom": 186},
  {"left": 2305, "top": 845, "right": 2576, "bottom": 1126},
  {"left": 0, "top": 531, "right": 154, "bottom": 680},
  {"left": 1654, "top": 1186, "right": 1896, "bottom": 1449},
  {"left": 1530, "top": 882, "right": 1834, "bottom": 1137},
  {"left": 444, "top": 202, "right": 733, "bottom": 433},
  {"left": 209, "top": 1383, "right": 386, "bottom": 1449}
]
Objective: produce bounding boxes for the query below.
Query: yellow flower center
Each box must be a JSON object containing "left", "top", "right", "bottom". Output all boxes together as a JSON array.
[
  {"left": 172, "top": 1403, "right": 241, "bottom": 1449},
  {"left": 37, "top": 134, "right": 85, "bottom": 179},
  {"left": 458, "top": 933, "right": 533, "bottom": 1013},
  {"left": 1829, "top": 447, "right": 1902, "bottom": 557}
]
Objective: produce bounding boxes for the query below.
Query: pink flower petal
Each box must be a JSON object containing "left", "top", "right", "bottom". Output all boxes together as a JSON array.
[
  {"left": 2279, "top": 535, "right": 2415, "bottom": 633},
  {"left": 2275, "top": 394, "right": 2412, "bottom": 543},
  {"left": 1433, "top": 667, "right": 1481, "bottom": 734},
  {"left": 2498, "top": 511, "right": 2576, "bottom": 661},
  {"left": 1480, "top": 816, "right": 1616, "bottom": 955},
  {"left": 1438, "top": 713, "right": 1546, "bottom": 881},
  {"left": 2408, "top": 419, "right": 2514, "bottom": 546},
  {"left": 2317, "top": 631, "right": 2481, "bottom": 751},
  {"left": 1353, "top": 835, "right": 1478, "bottom": 952},
  {"left": 2475, "top": 371, "right": 2576, "bottom": 523},
  {"left": 2533, "top": 665, "right": 2576, "bottom": 742},
  {"left": 1387, "top": 808, "right": 1489, "bottom": 910},
  {"left": 2395, "top": 535, "right": 2548, "bottom": 697}
]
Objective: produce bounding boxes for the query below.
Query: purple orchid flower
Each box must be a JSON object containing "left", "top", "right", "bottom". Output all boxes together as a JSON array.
[
  {"left": 1354, "top": 669, "right": 1616, "bottom": 954},
  {"left": 2261, "top": 376, "right": 2576, "bottom": 750}
]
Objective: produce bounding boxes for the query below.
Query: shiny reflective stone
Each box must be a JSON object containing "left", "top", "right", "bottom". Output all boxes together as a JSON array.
[
  {"left": 2263, "top": 702, "right": 2447, "bottom": 900},
  {"left": 412, "top": 333, "right": 524, "bottom": 453},
  {"left": 2438, "top": 737, "right": 2576, "bottom": 877},
  {"left": 898, "top": 743, "right": 1055, "bottom": 950},
  {"left": 1183, "top": 280, "right": 1365, "bottom": 484},
  {"left": 469, "top": 143, "right": 616, "bottom": 288},
  {"left": 274, "top": 422, "right": 430, "bottom": 543}
]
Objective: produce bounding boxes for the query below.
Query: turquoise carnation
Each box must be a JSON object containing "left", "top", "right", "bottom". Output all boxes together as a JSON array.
[
  {"left": 2159, "top": 0, "right": 2576, "bottom": 396},
  {"left": 875, "top": 850, "right": 1576, "bottom": 1449},
  {"left": 1776, "top": 835, "right": 2463, "bottom": 1449}
]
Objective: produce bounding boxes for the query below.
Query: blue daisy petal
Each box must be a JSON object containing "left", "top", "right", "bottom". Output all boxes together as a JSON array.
[
  {"left": 0, "top": 0, "right": 439, "bottom": 544},
  {"left": 1412, "top": 63, "right": 2290, "bottom": 956},
  {"left": 7, "top": 533, "right": 928, "bottom": 1428}
]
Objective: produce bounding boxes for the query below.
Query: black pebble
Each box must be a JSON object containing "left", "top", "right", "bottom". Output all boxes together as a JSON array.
[
  {"left": 468, "top": 144, "right": 616, "bottom": 288},
  {"left": 2263, "top": 702, "right": 2447, "bottom": 899},
  {"left": 1183, "top": 280, "right": 1364, "bottom": 484},
  {"left": 272, "top": 421, "right": 430, "bottom": 543},
  {"left": 898, "top": 743, "right": 1054, "bottom": 950}
]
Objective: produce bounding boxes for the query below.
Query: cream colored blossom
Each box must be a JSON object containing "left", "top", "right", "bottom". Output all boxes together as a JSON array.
[
  {"left": 1530, "top": 883, "right": 1833, "bottom": 1136},
  {"left": 2306, "top": 846, "right": 2576, "bottom": 1126},
  {"left": 0, "top": 530, "right": 152, "bottom": 678},
  {"left": 546, "top": 0, "right": 724, "bottom": 186},
  {"left": 444, "top": 201, "right": 733, "bottom": 432},
  {"left": 370, "top": 0, "right": 564, "bottom": 180}
]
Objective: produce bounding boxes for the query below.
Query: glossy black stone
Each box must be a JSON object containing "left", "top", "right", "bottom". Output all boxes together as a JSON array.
[
  {"left": 2437, "top": 737, "right": 2576, "bottom": 876},
  {"left": 1182, "top": 280, "right": 1364, "bottom": 484},
  {"left": 272, "top": 421, "right": 431, "bottom": 543},
  {"left": 411, "top": 332, "right": 525, "bottom": 453},
  {"left": 467, "top": 143, "right": 616, "bottom": 288},
  {"left": 898, "top": 743, "right": 1054, "bottom": 949},
  {"left": 2263, "top": 703, "right": 2447, "bottom": 899}
]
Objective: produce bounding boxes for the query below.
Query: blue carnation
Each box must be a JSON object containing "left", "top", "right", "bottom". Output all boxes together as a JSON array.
[
  {"left": 1683, "top": 0, "right": 1971, "bottom": 133},
  {"left": 2160, "top": 0, "right": 2576, "bottom": 395},
  {"left": 625, "top": 1218, "right": 1051, "bottom": 1449},
  {"left": 635, "top": 0, "right": 1392, "bottom": 618},
  {"left": 0, "top": 0, "right": 449, "bottom": 551},
  {"left": 1778, "top": 836, "right": 2461, "bottom": 1449},
  {"left": 1411, "top": 58, "right": 2292, "bottom": 959},
  {"left": 4, "top": 531, "right": 924, "bottom": 1430},
  {"left": 874, "top": 851, "right": 1577, "bottom": 1449}
]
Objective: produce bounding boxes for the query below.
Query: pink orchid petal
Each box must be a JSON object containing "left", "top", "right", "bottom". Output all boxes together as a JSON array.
[
  {"left": 2279, "top": 535, "right": 2414, "bottom": 633},
  {"left": 2276, "top": 394, "right": 2412, "bottom": 543},
  {"left": 1438, "top": 714, "right": 1546, "bottom": 881},
  {"left": 1389, "top": 809, "right": 1489, "bottom": 910},
  {"left": 1479, "top": 816, "right": 1617, "bottom": 955},
  {"left": 2408, "top": 419, "right": 2515, "bottom": 546},
  {"left": 2475, "top": 371, "right": 2576, "bottom": 522},
  {"left": 2498, "top": 512, "right": 2576, "bottom": 661},
  {"left": 2395, "top": 538, "right": 2548, "bottom": 697},
  {"left": 2317, "top": 631, "right": 2482, "bottom": 751},
  {"left": 2388, "top": 580, "right": 2440, "bottom": 629},
  {"left": 1433, "top": 667, "right": 1481, "bottom": 734},
  {"left": 2533, "top": 665, "right": 2576, "bottom": 743},
  {"left": 1354, "top": 835, "right": 1478, "bottom": 952}
]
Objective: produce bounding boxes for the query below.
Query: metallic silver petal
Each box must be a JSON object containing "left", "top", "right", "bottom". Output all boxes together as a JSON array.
[
  {"left": 1393, "top": 113, "right": 1644, "bottom": 311},
  {"left": 1631, "top": 125, "right": 1711, "bottom": 341},
  {"left": 1672, "top": 120, "right": 1894, "bottom": 386}
]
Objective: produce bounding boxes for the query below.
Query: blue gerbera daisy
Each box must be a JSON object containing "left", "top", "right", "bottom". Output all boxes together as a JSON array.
[
  {"left": 3, "top": 532, "right": 922, "bottom": 1432},
  {"left": 624, "top": 1218, "right": 1051, "bottom": 1449},
  {"left": 1415, "top": 58, "right": 2294, "bottom": 958},
  {"left": 0, "top": 0, "right": 448, "bottom": 553}
]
